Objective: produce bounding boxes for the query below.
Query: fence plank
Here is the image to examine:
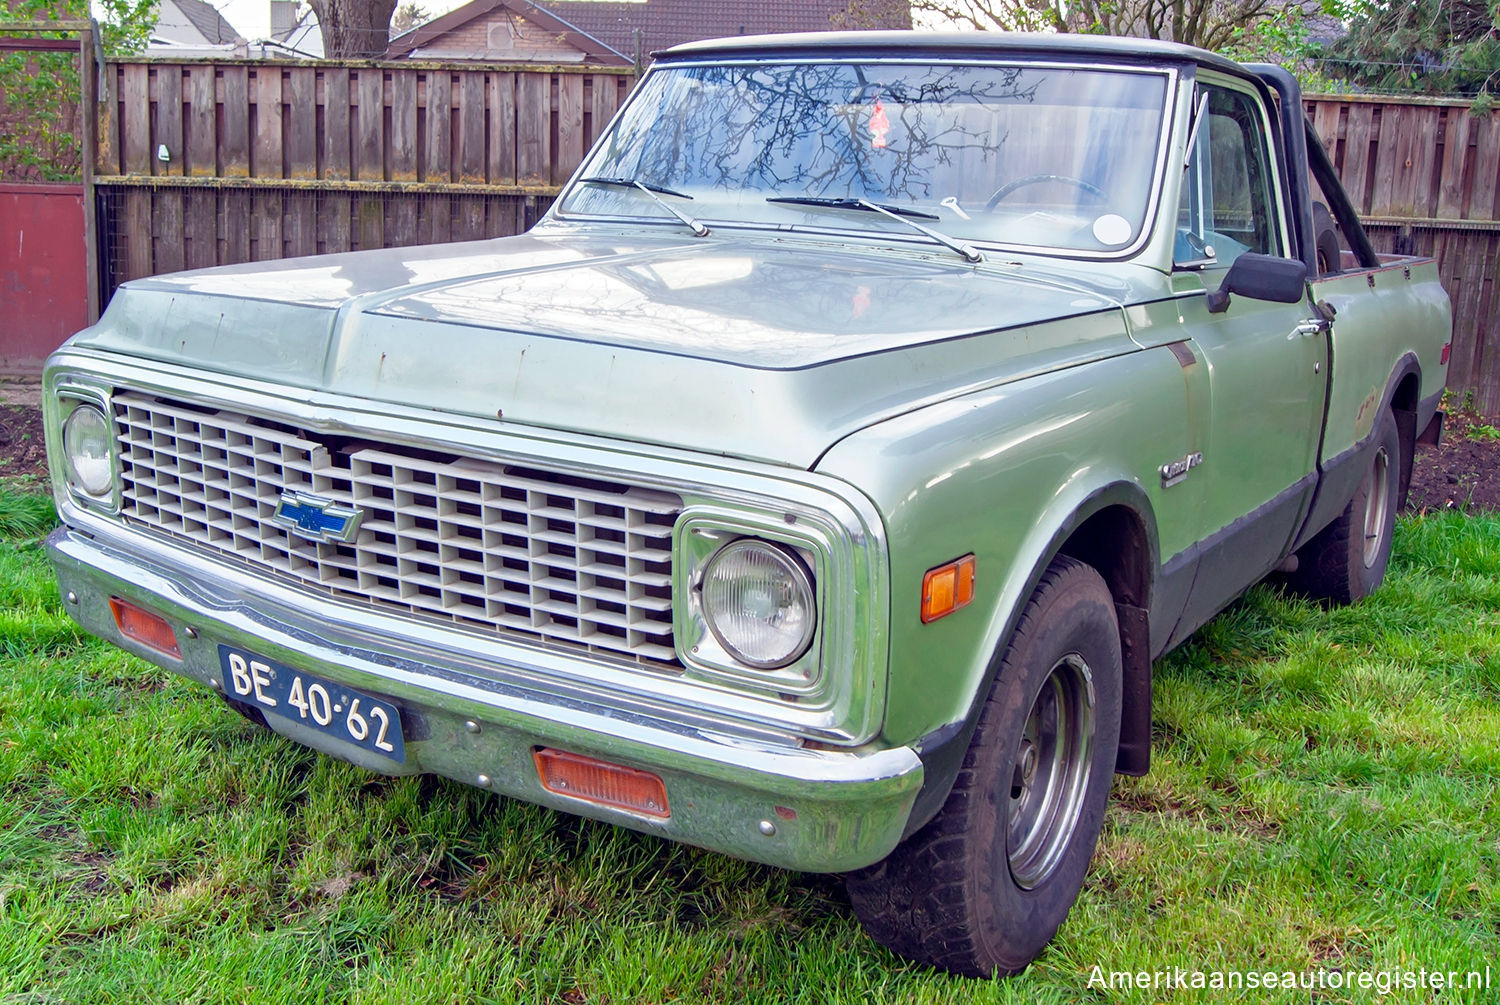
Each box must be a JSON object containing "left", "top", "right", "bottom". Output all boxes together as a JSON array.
[
  {"left": 322, "top": 191, "right": 352, "bottom": 254},
  {"left": 425, "top": 70, "right": 452, "bottom": 183},
  {"left": 323, "top": 67, "right": 352, "bottom": 181},
  {"left": 285, "top": 70, "right": 318, "bottom": 257},
  {"left": 1411, "top": 107, "right": 1441, "bottom": 217},
  {"left": 254, "top": 67, "right": 283, "bottom": 178},
  {"left": 155, "top": 66, "right": 183, "bottom": 177},
  {"left": 154, "top": 190, "right": 185, "bottom": 273},
  {"left": 555, "top": 73, "right": 583, "bottom": 184},
  {"left": 588, "top": 72, "right": 619, "bottom": 149},
  {"left": 460, "top": 72, "right": 485, "bottom": 185},
  {"left": 122, "top": 64, "right": 149, "bottom": 176},
  {"left": 221, "top": 66, "right": 250, "bottom": 179},
  {"left": 1437, "top": 109, "right": 1471, "bottom": 220},
  {"left": 97, "top": 63, "right": 120, "bottom": 175},
  {"left": 286, "top": 67, "right": 317, "bottom": 180},
  {"left": 187, "top": 66, "right": 216, "bottom": 176},
  {"left": 125, "top": 190, "right": 151, "bottom": 279},
  {"left": 517, "top": 72, "right": 549, "bottom": 186},
  {"left": 489, "top": 71, "right": 517, "bottom": 185},
  {"left": 1309, "top": 102, "right": 1339, "bottom": 157},
  {"left": 1469, "top": 114, "right": 1500, "bottom": 221},
  {"left": 355, "top": 68, "right": 383, "bottom": 182},
  {"left": 184, "top": 188, "right": 216, "bottom": 269},
  {"left": 1342, "top": 104, "right": 1374, "bottom": 214},
  {"left": 1369, "top": 106, "right": 1402, "bottom": 217},
  {"left": 390, "top": 70, "right": 418, "bottom": 183}
]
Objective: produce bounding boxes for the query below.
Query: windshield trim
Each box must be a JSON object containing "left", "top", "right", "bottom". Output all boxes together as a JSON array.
[{"left": 550, "top": 57, "right": 1181, "bottom": 262}]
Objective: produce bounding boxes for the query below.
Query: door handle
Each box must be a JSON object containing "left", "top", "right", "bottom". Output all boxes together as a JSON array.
[{"left": 1289, "top": 319, "right": 1330, "bottom": 339}]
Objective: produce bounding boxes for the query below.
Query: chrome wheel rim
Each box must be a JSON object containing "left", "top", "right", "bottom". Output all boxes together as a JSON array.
[
  {"left": 1007, "top": 654, "right": 1096, "bottom": 889},
  {"left": 1362, "top": 445, "right": 1391, "bottom": 569}
]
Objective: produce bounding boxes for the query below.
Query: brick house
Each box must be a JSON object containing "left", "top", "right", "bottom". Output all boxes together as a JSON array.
[{"left": 385, "top": 0, "right": 911, "bottom": 65}]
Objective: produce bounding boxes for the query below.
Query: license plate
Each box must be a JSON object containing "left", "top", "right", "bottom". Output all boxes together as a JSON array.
[{"left": 218, "top": 645, "right": 406, "bottom": 763}]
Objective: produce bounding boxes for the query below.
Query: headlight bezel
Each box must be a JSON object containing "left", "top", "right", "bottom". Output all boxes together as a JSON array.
[
  {"left": 54, "top": 386, "right": 121, "bottom": 513},
  {"left": 674, "top": 510, "right": 834, "bottom": 694}
]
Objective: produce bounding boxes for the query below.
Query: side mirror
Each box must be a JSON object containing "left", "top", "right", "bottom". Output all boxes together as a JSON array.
[{"left": 1206, "top": 253, "right": 1308, "bottom": 314}]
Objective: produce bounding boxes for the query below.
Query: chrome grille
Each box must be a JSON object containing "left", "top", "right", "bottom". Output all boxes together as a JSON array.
[{"left": 112, "top": 391, "right": 683, "bottom": 667}]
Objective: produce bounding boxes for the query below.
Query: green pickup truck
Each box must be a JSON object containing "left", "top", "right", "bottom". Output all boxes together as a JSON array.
[{"left": 43, "top": 32, "right": 1450, "bottom": 977}]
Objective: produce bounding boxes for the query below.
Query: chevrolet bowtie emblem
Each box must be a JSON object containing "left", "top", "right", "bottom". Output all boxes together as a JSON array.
[{"left": 269, "top": 492, "right": 364, "bottom": 544}]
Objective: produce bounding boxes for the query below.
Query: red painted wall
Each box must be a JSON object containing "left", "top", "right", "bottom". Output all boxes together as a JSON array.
[{"left": 1, "top": 182, "right": 87, "bottom": 374}]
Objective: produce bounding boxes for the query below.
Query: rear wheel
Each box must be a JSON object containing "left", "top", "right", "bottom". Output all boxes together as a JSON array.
[
  {"left": 1289, "top": 407, "right": 1401, "bottom": 604},
  {"left": 846, "top": 556, "right": 1121, "bottom": 977}
]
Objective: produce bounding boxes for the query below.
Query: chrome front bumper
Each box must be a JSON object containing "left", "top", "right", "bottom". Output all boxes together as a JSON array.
[{"left": 48, "top": 524, "right": 922, "bottom": 872}]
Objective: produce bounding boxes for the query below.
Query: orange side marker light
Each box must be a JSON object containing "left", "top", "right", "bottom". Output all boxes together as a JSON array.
[{"left": 921, "top": 554, "right": 976, "bottom": 624}]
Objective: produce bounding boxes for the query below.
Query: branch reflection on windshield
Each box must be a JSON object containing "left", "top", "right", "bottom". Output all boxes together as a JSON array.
[{"left": 558, "top": 61, "right": 1169, "bottom": 255}]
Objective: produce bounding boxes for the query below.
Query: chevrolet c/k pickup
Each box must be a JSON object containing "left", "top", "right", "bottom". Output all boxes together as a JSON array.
[{"left": 43, "top": 32, "right": 1451, "bottom": 976}]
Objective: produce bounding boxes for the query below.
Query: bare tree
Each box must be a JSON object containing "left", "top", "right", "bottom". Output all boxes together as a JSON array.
[
  {"left": 389, "top": 0, "right": 429, "bottom": 38},
  {"left": 308, "top": 0, "right": 399, "bottom": 58},
  {"left": 837, "top": 0, "right": 1307, "bottom": 51}
]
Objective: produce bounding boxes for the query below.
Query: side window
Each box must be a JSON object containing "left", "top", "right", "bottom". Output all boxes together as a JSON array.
[{"left": 1174, "top": 84, "right": 1281, "bottom": 267}]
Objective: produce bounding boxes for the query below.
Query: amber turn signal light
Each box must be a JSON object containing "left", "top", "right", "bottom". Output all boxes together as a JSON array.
[
  {"left": 534, "top": 747, "right": 670, "bottom": 819},
  {"left": 109, "top": 596, "right": 182, "bottom": 658},
  {"left": 921, "top": 554, "right": 976, "bottom": 624}
]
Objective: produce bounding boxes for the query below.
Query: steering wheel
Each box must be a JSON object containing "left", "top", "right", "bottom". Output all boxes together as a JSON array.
[{"left": 984, "top": 174, "right": 1107, "bottom": 211}]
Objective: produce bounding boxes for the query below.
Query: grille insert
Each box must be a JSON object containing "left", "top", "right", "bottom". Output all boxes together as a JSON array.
[{"left": 113, "top": 391, "right": 683, "bottom": 667}]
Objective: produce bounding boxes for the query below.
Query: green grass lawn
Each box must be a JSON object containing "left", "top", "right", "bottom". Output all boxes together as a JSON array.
[{"left": 2, "top": 482, "right": 1497, "bottom": 1003}]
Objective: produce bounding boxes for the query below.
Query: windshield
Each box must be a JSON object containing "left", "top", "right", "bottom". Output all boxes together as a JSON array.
[{"left": 557, "top": 60, "right": 1171, "bottom": 254}]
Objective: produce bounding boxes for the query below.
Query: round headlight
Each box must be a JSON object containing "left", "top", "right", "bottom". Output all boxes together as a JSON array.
[
  {"left": 700, "top": 539, "right": 816, "bottom": 669},
  {"left": 62, "top": 403, "right": 114, "bottom": 497}
]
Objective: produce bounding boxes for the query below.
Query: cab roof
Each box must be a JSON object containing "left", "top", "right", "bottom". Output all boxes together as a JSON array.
[{"left": 658, "top": 29, "right": 1250, "bottom": 79}]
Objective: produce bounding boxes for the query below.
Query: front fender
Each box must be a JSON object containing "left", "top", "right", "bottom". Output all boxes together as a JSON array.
[{"left": 814, "top": 344, "right": 1200, "bottom": 752}]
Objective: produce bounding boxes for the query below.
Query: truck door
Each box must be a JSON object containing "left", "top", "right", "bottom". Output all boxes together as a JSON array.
[{"left": 1168, "top": 78, "right": 1329, "bottom": 642}]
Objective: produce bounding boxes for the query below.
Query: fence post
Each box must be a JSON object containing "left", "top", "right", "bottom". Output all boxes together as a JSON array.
[{"left": 81, "top": 21, "right": 100, "bottom": 324}]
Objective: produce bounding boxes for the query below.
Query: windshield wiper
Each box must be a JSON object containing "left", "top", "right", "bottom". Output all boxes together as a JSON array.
[
  {"left": 578, "top": 176, "right": 709, "bottom": 237},
  {"left": 767, "top": 195, "right": 938, "bottom": 220},
  {"left": 767, "top": 196, "right": 984, "bottom": 264}
]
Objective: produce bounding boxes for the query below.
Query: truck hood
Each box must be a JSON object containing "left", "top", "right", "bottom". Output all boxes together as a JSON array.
[{"left": 71, "top": 230, "right": 1148, "bottom": 467}]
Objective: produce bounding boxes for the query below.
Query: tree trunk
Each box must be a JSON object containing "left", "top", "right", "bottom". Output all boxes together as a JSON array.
[{"left": 309, "top": 0, "right": 399, "bottom": 59}]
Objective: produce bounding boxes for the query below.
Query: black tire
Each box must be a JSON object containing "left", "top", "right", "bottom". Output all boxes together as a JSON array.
[
  {"left": 846, "top": 556, "right": 1121, "bottom": 977},
  {"left": 1289, "top": 407, "right": 1401, "bottom": 605},
  {"left": 1313, "top": 201, "right": 1342, "bottom": 276}
]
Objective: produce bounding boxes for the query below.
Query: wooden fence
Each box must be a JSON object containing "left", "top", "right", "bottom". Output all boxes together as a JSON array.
[
  {"left": 87, "top": 65, "right": 1500, "bottom": 415},
  {"left": 1306, "top": 94, "right": 1500, "bottom": 415},
  {"left": 93, "top": 58, "right": 633, "bottom": 292}
]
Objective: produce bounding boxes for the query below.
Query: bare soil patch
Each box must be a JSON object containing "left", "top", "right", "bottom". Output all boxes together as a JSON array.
[
  {"left": 0, "top": 401, "right": 47, "bottom": 480},
  {"left": 1406, "top": 407, "right": 1500, "bottom": 514}
]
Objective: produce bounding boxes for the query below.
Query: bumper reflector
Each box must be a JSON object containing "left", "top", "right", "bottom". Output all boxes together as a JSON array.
[
  {"left": 109, "top": 596, "right": 181, "bottom": 658},
  {"left": 533, "top": 747, "right": 670, "bottom": 819},
  {"left": 922, "top": 554, "right": 977, "bottom": 623}
]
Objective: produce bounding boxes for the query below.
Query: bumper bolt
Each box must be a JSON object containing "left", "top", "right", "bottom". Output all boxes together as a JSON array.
[
  {"left": 209, "top": 679, "right": 222, "bottom": 690},
  {"left": 476, "top": 774, "right": 492, "bottom": 788},
  {"left": 65, "top": 591, "right": 78, "bottom": 605},
  {"left": 758, "top": 819, "right": 777, "bottom": 837},
  {"left": 464, "top": 720, "right": 481, "bottom": 734},
  {"left": 184, "top": 626, "right": 198, "bottom": 639}
]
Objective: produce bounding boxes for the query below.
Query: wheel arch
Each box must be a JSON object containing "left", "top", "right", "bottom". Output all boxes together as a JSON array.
[
  {"left": 1387, "top": 356, "right": 1422, "bottom": 506},
  {"left": 902, "top": 479, "right": 1159, "bottom": 838}
]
